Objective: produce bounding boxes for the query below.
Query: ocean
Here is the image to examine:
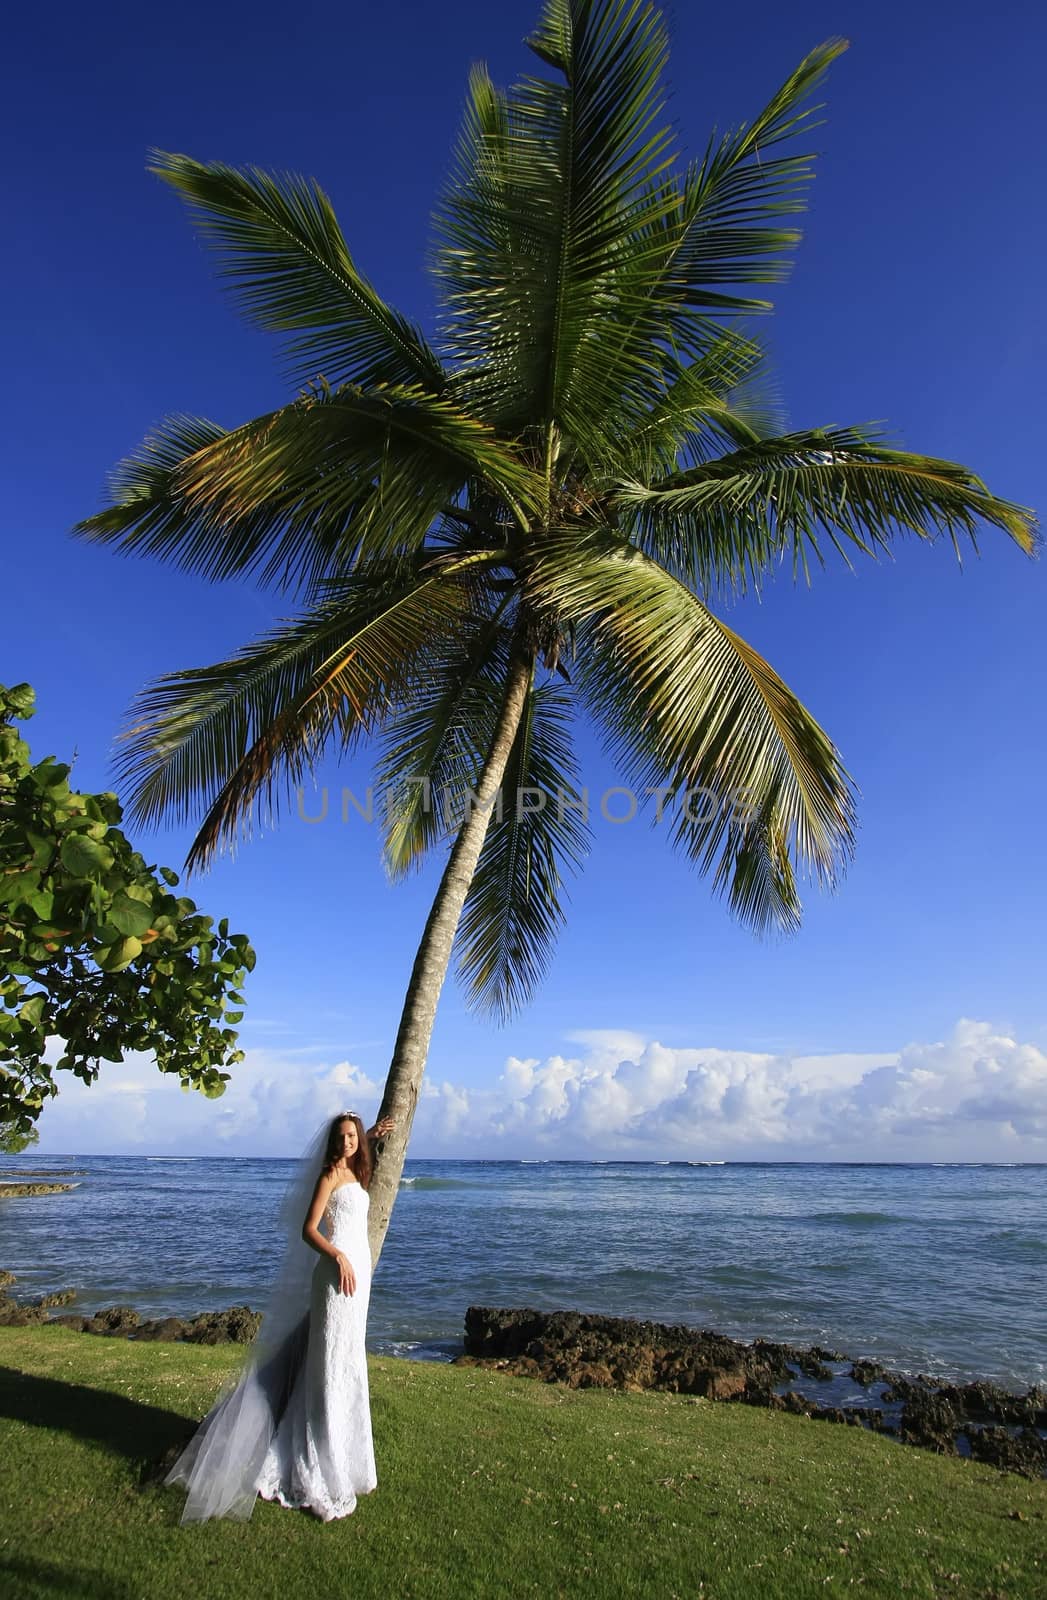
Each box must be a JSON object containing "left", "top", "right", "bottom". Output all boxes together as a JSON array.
[{"left": 1, "top": 1156, "right": 1044, "bottom": 1392}]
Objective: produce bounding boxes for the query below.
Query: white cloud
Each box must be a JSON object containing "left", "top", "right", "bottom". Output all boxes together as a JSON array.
[
  {"left": 30, "top": 1045, "right": 384, "bottom": 1157},
  {"left": 412, "top": 1016, "right": 1047, "bottom": 1161},
  {"left": 27, "top": 1016, "right": 1047, "bottom": 1161}
]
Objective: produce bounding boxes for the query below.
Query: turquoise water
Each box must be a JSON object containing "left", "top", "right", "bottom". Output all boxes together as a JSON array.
[{"left": 1, "top": 1157, "right": 1043, "bottom": 1389}]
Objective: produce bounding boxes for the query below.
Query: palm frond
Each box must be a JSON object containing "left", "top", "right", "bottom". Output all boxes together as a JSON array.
[
  {"left": 74, "top": 385, "right": 537, "bottom": 595},
  {"left": 375, "top": 608, "right": 512, "bottom": 876},
  {"left": 432, "top": 0, "right": 679, "bottom": 442},
  {"left": 611, "top": 333, "right": 772, "bottom": 481},
  {"left": 150, "top": 150, "right": 446, "bottom": 393},
  {"left": 433, "top": 11, "right": 846, "bottom": 467},
  {"left": 669, "top": 38, "right": 848, "bottom": 307},
  {"left": 615, "top": 425, "right": 1040, "bottom": 602},
  {"left": 567, "top": 37, "right": 847, "bottom": 454},
  {"left": 113, "top": 556, "right": 485, "bottom": 869},
  {"left": 454, "top": 673, "right": 590, "bottom": 1017},
  {"left": 528, "top": 529, "right": 859, "bottom": 935}
]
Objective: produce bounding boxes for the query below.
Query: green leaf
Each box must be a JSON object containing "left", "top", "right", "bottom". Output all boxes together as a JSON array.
[
  {"left": 95, "top": 935, "right": 143, "bottom": 972},
  {"left": 73, "top": 387, "right": 537, "bottom": 599},
  {"left": 1, "top": 683, "right": 36, "bottom": 719},
  {"left": 24, "top": 833, "right": 53, "bottom": 869},
  {"left": 33, "top": 760, "right": 72, "bottom": 790},
  {"left": 148, "top": 150, "right": 448, "bottom": 395},
  {"left": 455, "top": 674, "right": 590, "bottom": 1019},
  {"left": 19, "top": 995, "right": 46, "bottom": 1027},
  {"left": 25, "top": 888, "right": 55, "bottom": 922},
  {"left": 59, "top": 833, "right": 115, "bottom": 876},
  {"left": 528, "top": 527, "right": 859, "bottom": 935},
  {"left": 107, "top": 892, "right": 155, "bottom": 939},
  {"left": 617, "top": 425, "right": 1038, "bottom": 597},
  {"left": 110, "top": 550, "right": 493, "bottom": 869}
]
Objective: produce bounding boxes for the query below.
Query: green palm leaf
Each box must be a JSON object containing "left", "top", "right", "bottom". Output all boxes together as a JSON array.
[
  {"left": 611, "top": 333, "right": 775, "bottom": 482},
  {"left": 113, "top": 555, "right": 486, "bottom": 868},
  {"left": 668, "top": 38, "right": 848, "bottom": 307},
  {"left": 376, "top": 610, "right": 512, "bottom": 877},
  {"left": 616, "top": 426, "right": 1039, "bottom": 601},
  {"left": 565, "top": 35, "right": 847, "bottom": 455},
  {"left": 433, "top": 4, "right": 847, "bottom": 474},
  {"left": 150, "top": 150, "right": 446, "bottom": 393},
  {"left": 528, "top": 529, "right": 858, "bottom": 935},
  {"left": 74, "top": 385, "right": 537, "bottom": 594},
  {"left": 454, "top": 674, "right": 591, "bottom": 1016},
  {"left": 432, "top": 0, "right": 679, "bottom": 443}
]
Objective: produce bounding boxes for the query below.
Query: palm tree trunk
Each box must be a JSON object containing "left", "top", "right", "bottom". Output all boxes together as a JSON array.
[{"left": 366, "top": 642, "right": 534, "bottom": 1269}]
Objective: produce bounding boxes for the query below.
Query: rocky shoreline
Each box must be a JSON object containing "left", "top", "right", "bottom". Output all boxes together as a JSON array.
[
  {"left": 453, "top": 1306, "right": 1047, "bottom": 1481},
  {"left": 0, "top": 1272, "right": 262, "bottom": 1344},
  {"left": 0, "top": 1170, "right": 86, "bottom": 1199},
  {"left": 0, "top": 1183, "right": 78, "bottom": 1197},
  {"left": 2, "top": 1274, "right": 1044, "bottom": 1481}
]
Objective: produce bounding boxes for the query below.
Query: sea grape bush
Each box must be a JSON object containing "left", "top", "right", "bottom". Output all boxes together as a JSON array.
[{"left": 0, "top": 682, "right": 255, "bottom": 1142}]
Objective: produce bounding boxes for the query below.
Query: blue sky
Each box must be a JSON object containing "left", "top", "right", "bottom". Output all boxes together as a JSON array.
[{"left": 5, "top": 0, "right": 1046, "bottom": 1158}]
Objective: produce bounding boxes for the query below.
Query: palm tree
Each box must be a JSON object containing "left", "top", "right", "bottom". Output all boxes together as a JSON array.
[{"left": 75, "top": 0, "right": 1036, "bottom": 1268}]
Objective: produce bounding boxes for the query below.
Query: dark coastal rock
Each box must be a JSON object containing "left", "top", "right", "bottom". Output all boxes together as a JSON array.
[
  {"left": 37, "top": 1288, "right": 77, "bottom": 1309},
  {"left": 775, "top": 1390, "right": 815, "bottom": 1416},
  {"left": 0, "top": 1268, "right": 260, "bottom": 1346},
  {"left": 459, "top": 1306, "right": 774, "bottom": 1398},
  {"left": 881, "top": 1373, "right": 933, "bottom": 1404},
  {"left": 851, "top": 1359, "right": 892, "bottom": 1386},
  {"left": 3, "top": 1295, "right": 261, "bottom": 1345},
  {"left": 0, "top": 1283, "right": 72, "bottom": 1322},
  {"left": 964, "top": 1426, "right": 1047, "bottom": 1479},
  {"left": 898, "top": 1392, "right": 962, "bottom": 1456},
  {"left": 938, "top": 1380, "right": 1047, "bottom": 1430},
  {"left": 750, "top": 1338, "right": 834, "bottom": 1382},
  {"left": 460, "top": 1308, "right": 871, "bottom": 1405},
  {"left": 134, "top": 1317, "right": 188, "bottom": 1342},
  {"left": 0, "top": 1298, "right": 49, "bottom": 1326},
  {"left": 0, "top": 1286, "right": 77, "bottom": 1325},
  {"left": 182, "top": 1306, "right": 261, "bottom": 1344},
  {"left": 880, "top": 1373, "right": 1047, "bottom": 1433},
  {"left": 457, "top": 1306, "right": 1047, "bottom": 1482},
  {"left": 0, "top": 1182, "right": 75, "bottom": 1197},
  {"left": 83, "top": 1306, "right": 140, "bottom": 1336}
]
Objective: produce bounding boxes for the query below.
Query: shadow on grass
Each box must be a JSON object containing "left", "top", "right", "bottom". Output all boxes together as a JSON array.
[
  {"left": 0, "top": 1553, "right": 140, "bottom": 1599},
  {"left": 0, "top": 1364, "right": 195, "bottom": 1478}
]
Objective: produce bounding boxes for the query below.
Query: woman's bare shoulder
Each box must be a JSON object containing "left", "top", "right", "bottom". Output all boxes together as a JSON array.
[{"left": 310, "top": 1167, "right": 336, "bottom": 1200}]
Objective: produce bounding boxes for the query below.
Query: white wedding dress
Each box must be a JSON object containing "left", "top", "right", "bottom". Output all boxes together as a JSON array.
[{"left": 254, "top": 1179, "right": 378, "bottom": 1521}]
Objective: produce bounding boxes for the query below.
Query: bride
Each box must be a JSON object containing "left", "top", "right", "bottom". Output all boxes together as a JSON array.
[{"left": 165, "top": 1108, "right": 396, "bottom": 1524}]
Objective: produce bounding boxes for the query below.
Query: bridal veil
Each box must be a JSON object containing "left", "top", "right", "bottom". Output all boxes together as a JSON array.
[{"left": 164, "top": 1112, "right": 349, "bottom": 1523}]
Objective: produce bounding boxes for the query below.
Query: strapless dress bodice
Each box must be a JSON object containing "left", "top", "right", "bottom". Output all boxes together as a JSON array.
[{"left": 323, "top": 1182, "right": 370, "bottom": 1249}]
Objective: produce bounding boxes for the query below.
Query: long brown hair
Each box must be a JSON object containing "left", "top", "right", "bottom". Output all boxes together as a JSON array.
[{"left": 320, "top": 1112, "right": 373, "bottom": 1191}]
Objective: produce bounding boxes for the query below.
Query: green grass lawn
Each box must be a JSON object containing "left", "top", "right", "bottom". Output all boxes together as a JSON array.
[{"left": 0, "top": 1326, "right": 1043, "bottom": 1599}]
